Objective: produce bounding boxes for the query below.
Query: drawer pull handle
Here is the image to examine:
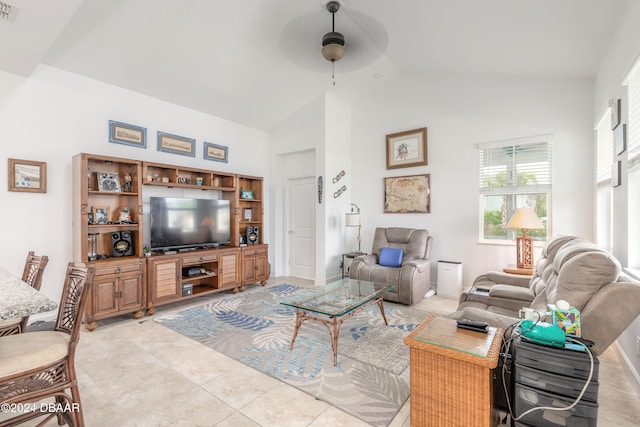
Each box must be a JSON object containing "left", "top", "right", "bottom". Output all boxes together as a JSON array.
[
  {"left": 255, "top": 266, "right": 259, "bottom": 270},
  {"left": 115, "top": 267, "right": 121, "bottom": 274},
  {"left": 199, "top": 257, "right": 204, "bottom": 262}
]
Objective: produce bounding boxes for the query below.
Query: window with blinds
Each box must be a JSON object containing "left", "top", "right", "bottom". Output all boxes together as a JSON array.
[
  {"left": 479, "top": 135, "right": 552, "bottom": 242},
  {"left": 624, "top": 59, "right": 640, "bottom": 161},
  {"left": 595, "top": 110, "right": 613, "bottom": 251}
]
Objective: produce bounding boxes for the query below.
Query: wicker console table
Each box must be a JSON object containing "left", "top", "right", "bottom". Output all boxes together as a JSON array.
[{"left": 404, "top": 315, "right": 504, "bottom": 426}]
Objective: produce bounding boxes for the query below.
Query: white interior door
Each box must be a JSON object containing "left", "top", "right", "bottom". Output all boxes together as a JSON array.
[{"left": 287, "top": 176, "right": 315, "bottom": 279}]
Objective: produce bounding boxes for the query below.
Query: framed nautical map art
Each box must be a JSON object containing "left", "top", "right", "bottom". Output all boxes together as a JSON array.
[{"left": 384, "top": 174, "right": 431, "bottom": 213}]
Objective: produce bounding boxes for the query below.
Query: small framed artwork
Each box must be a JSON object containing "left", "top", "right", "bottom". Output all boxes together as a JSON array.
[
  {"left": 157, "top": 131, "right": 196, "bottom": 157},
  {"left": 386, "top": 127, "right": 428, "bottom": 169},
  {"left": 614, "top": 123, "right": 627, "bottom": 155},
  {"left": 93, "top": 206, "right": 110, "bottom": 224},
  {"left": 384, "top": 174, "right": 431, "bottom": 213},
  {"left": 97, "top": 171, "right": 121, "bottom": 192},
  {"left": 243, "top": 208, "right": 254, "bottom": 221},
  {"left": 109, "top": 120, "right": 147, "bottom": 148},
  {"left": 8, "top": 159, "right": 46, "bottom": 193},
  {"left": 611, "top": 98, "right": 621, "bottom": 130},
  {"left": 241, "top": 191, "right": 253, "bottom": 199},
  {"left": 204, "top": 142, "right": 228, "bottom": 163}
]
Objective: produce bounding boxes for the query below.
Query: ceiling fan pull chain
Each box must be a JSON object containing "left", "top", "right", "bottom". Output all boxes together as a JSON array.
[{"left": 332, "top": 61, "right": 336, "bottom": 86}]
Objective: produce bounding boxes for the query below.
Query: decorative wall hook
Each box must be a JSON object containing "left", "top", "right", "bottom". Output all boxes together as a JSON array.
[
  {"left": 333, "top": 185, "right": 346, "bottom": 198},
  {"left": 332, "top": 170, "right": 345, "bottom": 184}
]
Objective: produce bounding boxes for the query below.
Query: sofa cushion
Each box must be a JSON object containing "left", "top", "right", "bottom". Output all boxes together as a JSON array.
[{"left": 379, "top": 247, "right": 403, "bottom": 267}]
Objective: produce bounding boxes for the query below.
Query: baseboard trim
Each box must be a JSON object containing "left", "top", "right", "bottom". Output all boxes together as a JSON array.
[{"left": 614, "top": 340, "right": 640, "bottom": 397}]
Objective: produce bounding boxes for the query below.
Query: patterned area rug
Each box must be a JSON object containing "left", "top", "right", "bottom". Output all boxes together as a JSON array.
[{"left": 155, "top": 284, "right": 430, "bottom": 426}]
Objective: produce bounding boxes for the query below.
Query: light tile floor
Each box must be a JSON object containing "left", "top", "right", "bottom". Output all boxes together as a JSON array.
[{"left": 6, "top": 276, "right": 640, "bottom": 426}]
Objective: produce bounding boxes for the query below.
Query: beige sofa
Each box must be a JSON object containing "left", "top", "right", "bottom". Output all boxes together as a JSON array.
[
  {"left": 349, "top": 227, "right": 432, "bottom": 305},
  {"left": 450, "top": 235, "right": 640, "bottom": 355}
]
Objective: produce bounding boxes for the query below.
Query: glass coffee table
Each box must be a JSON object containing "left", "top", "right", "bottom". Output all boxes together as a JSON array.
[{"left": 280, "top": 278, "right": 394, "bottom": 365}]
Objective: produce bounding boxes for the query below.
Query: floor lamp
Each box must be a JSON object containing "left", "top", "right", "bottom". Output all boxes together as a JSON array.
[
  {"left": 345, "top": 203, "right": 361, "bottom": 253},
  {"left": 506, "top": 207, "right": 544, "bottom": 270}
]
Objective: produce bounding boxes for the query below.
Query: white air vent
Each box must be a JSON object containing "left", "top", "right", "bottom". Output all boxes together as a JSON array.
[{"left": 0, "top": 1, "right": 18, "bottom": 23}]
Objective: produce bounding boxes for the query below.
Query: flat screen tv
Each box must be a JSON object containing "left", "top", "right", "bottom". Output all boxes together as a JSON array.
[{"left": 150, "top": 197, "right": 231, "bottom": 252}]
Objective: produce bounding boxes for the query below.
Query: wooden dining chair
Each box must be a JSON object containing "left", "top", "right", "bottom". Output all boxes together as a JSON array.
[
  {"left": 0, "top": 251, "right": 49, "bottom": 336},
  {"left": 0, "top": 262, "right": 93, "bottom": 427}
]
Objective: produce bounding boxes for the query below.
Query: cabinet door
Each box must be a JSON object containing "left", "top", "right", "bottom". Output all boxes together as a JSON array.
[
  {"left": 255, "top": 254, "right": 268, "bottom": 281},
  {"left": 219, "top": 250, "right": 240, "bottom": 288},
  {"left": 243, "top": 256, "right": 257, "bottom": 283},
  {"left": 120, "top": 273, "right": 144, "bottom": 311},
  {"left": 149, "top": 257, "right": 181, "bottom": 303},
  {"left": 92, "top": 274, "right": 119, "bottom": 317}
]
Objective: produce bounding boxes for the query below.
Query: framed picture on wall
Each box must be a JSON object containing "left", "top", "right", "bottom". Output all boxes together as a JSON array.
[
  {"left": 8, "top": 158, "right": 47, "bottom": 193},
  {"left": 384, "top": 174, "right": 431, "bottom": 213},
  {"left": 611, "top": 98, "right": 621, "bottom": 130},
  {"left": 109, "top": 120, "right": 147, "bottom": 148},
  {"left": 386, "top": 128, "right": 428, "bottom": 169},
  {"left": 157, "top": 131, "right": 196, "bottom": 157}
]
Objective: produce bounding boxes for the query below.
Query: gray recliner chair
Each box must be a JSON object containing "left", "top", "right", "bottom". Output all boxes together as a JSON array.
[
  {"left": 349, "top": 227, "right": 432, "bottom": 305},
  {"left": 450, "top": 235, "right": 640, "bottom": 355}
]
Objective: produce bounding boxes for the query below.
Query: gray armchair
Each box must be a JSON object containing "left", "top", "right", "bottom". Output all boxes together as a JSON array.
[{"left": 349, "top": 227, "right": 433, "bottom": 305}]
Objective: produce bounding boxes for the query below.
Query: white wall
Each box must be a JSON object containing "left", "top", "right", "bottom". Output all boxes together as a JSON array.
[
  {"left": 594, "top": 0, "right": 640, "bottom": 381},
  {"left": 351, "top": 72, "right": 594, "bottom": 287},
  {"left": 0, "top": 65, "right": 269, "bottom": 321}
]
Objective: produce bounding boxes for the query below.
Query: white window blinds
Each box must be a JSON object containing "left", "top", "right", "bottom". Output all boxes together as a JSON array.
[
  {"left": 479, "top": 135, "right": 552, "bottom": 194},
  {"left": 624, "top": 59, "right": 640, "bottom": 160},
  {"left": 596, "top": 109, "right": 613, "bottom": 183}
]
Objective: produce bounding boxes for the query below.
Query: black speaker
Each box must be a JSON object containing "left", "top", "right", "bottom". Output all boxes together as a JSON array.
[
  {"left": 111, "top": 231, "right": 133, "bottom": 257},
  {"left": 246, "top": 226, "right": 258, "bottom": 245}
]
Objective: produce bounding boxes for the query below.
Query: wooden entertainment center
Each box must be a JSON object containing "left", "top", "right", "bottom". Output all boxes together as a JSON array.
[{"left": 72, "top": 153, "right": 268, "bottom": 330}]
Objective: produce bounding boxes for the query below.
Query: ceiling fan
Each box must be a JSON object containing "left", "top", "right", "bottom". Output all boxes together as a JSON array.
[{"left": 279, "top": 1, "right": 388, "bottom": 79}]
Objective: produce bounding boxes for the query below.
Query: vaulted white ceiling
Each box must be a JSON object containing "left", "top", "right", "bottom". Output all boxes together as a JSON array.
[{"left": 0, "top": 0, "right": 628, "bottom": 130}]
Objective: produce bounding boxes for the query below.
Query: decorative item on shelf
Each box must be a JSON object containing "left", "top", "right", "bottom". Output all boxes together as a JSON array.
[
  {"left": 93, "top": 206, "right": 110, "bottom": 224},
  {"left": 386, "top": 127, "right": 428, "bottom": 169},
  {"left": 177, "top": 177, "right": 191, "bottom": 184},
  {"left": 88, "top": 212, "right": 95, "bottom": 225},
  {"left": 152, "top": 174, "right": 160, "bottom": 182},
  {"left": 332, "top": 170, "right": 345, "bottom": 184},
  {"left": 196, "top": 177, "right": 204, "bottom": 186},
  {"left": 122, "top": 172, "right": 133, "bottom": 192},
  {"left": 321, "top": 1, "right": 346, "bottom": 86},
  {"left": 8, "top": 158, "right": 47, "bottom": 193},
  {"left": 318, "top": 176, "right": 323, "bottom": 204},
  {"left": 88, "top": 232, "right": 99, "bottom": 261},
  {"left": 333, "top": 185, "right": 346, "bottom": 198},
  {"left": 345, "top": 203, "right": 362, "bottom": 253},
  {"left": 143, "top": 246, "right": 151, "bottom": 257},
  {"left": 241, "top": 190, "right": 253, "bottom": 199},
  {"left": 243, "top": 208, "right": 254, "bottom": 222},
  {"left": 161, "top": 177, "right": 170, "bottom": 183},
  {"left": 118, "top": 207, "right": 131, "bottom": 223},
  {"left": 506, "top": 207, "right": 544, "bottom": 270},
  {"left": 97, "top": 171, "right": 120, "bottom": 192},
  {"left": 212, "top": 176, "right": 221, "bottom": 187}
]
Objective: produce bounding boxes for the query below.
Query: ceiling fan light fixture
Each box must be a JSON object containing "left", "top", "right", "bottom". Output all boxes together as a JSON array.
[{"left": 322, "top": 31, "right": 345, "bottom": 62}]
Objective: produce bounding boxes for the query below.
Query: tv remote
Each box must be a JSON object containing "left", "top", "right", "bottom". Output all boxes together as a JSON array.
[{"left": 456, "top": 319, "right": 489, "bottom": 332}]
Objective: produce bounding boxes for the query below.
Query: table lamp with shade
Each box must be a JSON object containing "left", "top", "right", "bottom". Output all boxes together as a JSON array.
[
  {"left": 345, "top": 203, "right": 361, "bottom": 253},
  {"left": 506, "top": 207, "right": 544, "bottom": 270}
]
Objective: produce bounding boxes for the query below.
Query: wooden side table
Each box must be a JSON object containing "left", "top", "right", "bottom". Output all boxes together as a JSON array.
[
  {"left": 404, "top": 315, "right": 504, "bottom": 427},
  {"left": 502, "top": 264, "right": 533, "bottom": 276}
]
